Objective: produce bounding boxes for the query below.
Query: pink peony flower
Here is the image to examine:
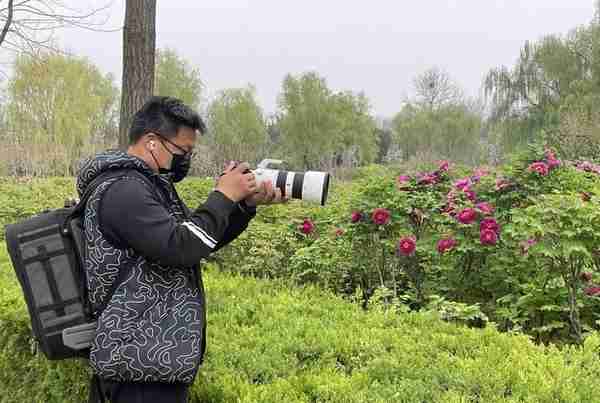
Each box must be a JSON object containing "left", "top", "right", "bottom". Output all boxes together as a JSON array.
[
  {"left": 480, "top": 218, "right": 500, "bottom": 234},
  {"left": 397, "top": 175, "right": 411, "bottom": 185},
  {"left": 300, "top": 219, "right": 315, "bottom": 234},
  {"left": 417, "top": 173, "right": 438, "bottom": 185},
  {"left": 372, "top": 208, "right": 391, "bottom": 225},
  {"left": 584, "top": 286, "right": 600, "bottom": 297},
  {"left": 580, "top": 272, "right": 593, "bottom": 282},
  {"left": 397, "top": 237, "right": 416, "bottom": 256},
  {"left": 454, "top": 178, "right": 470, "bottom": 190},
  {"left": 495, "top": 178, "right": 511, "bottom": 191},
  {"left": 457, "top": 208, "right": 477, "bottom": 224},
  {"left": 547, "top": 158, "right": 561, "bottom": 169},
  {"left": 474, "top": 167, "right": 490, "bottom": 177},
  {"left": 437, "top": 238, "right": 458, "bottom": 254},
  {"left": 463, "top": 188, "right": 476, "bottom": 201},
  {"left": 480, "top": 229, "right": 498, "bottom": 245},
  {"left": 475, "top": 202, "right": 494, "bottom": 215},
  {"left": 351, "top": 211, "right": 363, "bottom": 223},
  {"left": 528, "top": 161, "right": 549, "bottom": 176},
  {"left": 438, "top": 160, "right": 450, "bottom": 172},
  {"left": 577, "top": 161, "right": 594, "bottom": 172}
]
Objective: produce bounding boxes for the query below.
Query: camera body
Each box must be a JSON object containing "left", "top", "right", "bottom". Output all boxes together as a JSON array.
[{"left": 249, "top": 159, "right": 331, "bottom": 206}]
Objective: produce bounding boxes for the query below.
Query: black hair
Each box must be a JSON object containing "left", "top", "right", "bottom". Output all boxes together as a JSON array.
[{"left": 128, "top": 96, "right": 206, "bottom": 144}]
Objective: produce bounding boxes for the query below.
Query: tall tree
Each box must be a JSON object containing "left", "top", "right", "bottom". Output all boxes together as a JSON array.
[
  {"left": 155, "top": 47, "right": 202, "bottom": 111},
  {"left": 413, "top": 67, "right": 462, "bottom": 110},
  {"left": 119, "top": 0, "right": 156, "bottom": 149}
]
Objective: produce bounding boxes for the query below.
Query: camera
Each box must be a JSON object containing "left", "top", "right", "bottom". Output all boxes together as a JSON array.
[{"left": 232, "top": 159, "right": 331, "bottom": 206}]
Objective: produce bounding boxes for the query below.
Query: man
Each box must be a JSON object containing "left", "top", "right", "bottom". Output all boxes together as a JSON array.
[{"left": 76, "top": 96, "right": 286, "bottom": 402}]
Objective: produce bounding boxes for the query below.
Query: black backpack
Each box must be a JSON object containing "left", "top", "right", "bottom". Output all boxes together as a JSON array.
[{"left": 4, "top": 169, "right": 149, "bottom": 360}]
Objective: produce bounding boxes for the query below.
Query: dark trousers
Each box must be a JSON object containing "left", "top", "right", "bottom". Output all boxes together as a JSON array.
[{"left": 89, "top": 375, "right": 189, "bottom": 403}]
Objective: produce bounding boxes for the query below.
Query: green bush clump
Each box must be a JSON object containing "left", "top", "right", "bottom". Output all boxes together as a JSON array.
[{"left": 3, "top": 243, "right": 600, "bottom": 402}]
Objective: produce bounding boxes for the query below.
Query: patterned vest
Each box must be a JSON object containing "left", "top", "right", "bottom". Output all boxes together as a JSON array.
[{"left": 77, "top": 150, "right": 206, "bottom": 384}]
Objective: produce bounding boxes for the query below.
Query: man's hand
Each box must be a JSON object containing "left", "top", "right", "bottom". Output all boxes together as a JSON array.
[
  {"left": 244, "top": 180, "right": 289, "bottom": 206},
  {"left": 215, "top": 161, "right": 257, "bottom": 202}
]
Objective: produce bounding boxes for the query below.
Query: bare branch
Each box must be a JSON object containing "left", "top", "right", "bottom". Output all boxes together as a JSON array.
[{"left": 0, "top": 0, "right": 15, "bottom": 48}]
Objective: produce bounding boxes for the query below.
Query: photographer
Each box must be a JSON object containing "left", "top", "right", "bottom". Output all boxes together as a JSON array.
[{"left": 77, "top": 96, "right": 286, "bottom": 403}]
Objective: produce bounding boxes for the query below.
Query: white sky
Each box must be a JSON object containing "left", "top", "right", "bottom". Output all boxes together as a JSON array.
[{"left": 4, "top": 1, "right": 597, "bottom": 118}]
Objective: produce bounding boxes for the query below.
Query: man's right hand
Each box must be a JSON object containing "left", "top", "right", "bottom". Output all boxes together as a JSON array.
[{"left": 215, "top": 161, "right": 257, "bottom": 202}]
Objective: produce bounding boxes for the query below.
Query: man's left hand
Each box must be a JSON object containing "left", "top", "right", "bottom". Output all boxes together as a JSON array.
[{"left": 244, "top": 181, "right": 289, "bottom": 206}]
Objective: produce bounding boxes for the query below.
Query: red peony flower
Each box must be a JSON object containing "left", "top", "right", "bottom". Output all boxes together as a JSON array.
[
  {"left": 528, "top": 161, "right": 549, "bottom": 176},
  {"left": 397, "top": 237, "right": 416, "bottom": 256},
  {"left": 480, "top": 229, "right": 498, "bottom": 245},
  {"left": 372, "top": 208, "right": 391, "bottom": 225},
  {"left": 437, "top": 238, "right": 457, "bottom": 254},
  {"left": 351, "top": 211, "right": 363, "bottom": 223},
  {"left": 580, "top": 272, "right": 593, "bottom": 282},
  {"left": 300, "top": 219, "right": 315, "bottom": 234},
  {"left": 480, "top": 218, "right": 500, "bottom": 234},
  {"left": 457, "top": 208, "right": 477, "bottom": 224},
  {"left": 584, "top": 286, "right": 600, "bottom": 297},
  {"left": 475, "top": 202, "right": 494, "bottom": 215}
]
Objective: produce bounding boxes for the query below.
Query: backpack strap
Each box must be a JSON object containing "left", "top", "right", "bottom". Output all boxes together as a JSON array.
[{"left": 64, "top": 169, "right": 158, "bottom": 320}]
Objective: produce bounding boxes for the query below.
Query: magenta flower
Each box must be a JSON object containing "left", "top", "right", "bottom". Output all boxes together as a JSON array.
[
  {"left": 397, "top": 175, "right": 411, "bottom": 184},
  {"left": 480, "top": 218, "right": 500, "bottom": 234},
  {"left": 437, "top": 238, "right": 458, "bottom": 254},
  {"left": 584, "top": 286, "right": 600, "bottom": 297},
  {"left": 438, "top": 160, "right": 450, "bottom": 172},
  {"left": 351, "top": 211, "right": 363, "bottom": 223},
  {"left": 463, "top": 188, "right": 476, "bottom": 201},
  {"left": 528, "top": 161, "right": 549, "bottom": 176},
  {"left": 300, "top": 219, "right": 315, "bottom": 234},
  {"left": 397, "top": 237, "right": 416, "bottom": 256},
  {"left": 457, "top": 208, "right": 477, "bottom": 224},
  {"left": 475, "top": 202, "right": 494, "bottom": 215},
  {"left": 454, "top": 178, "right": 470, "bottom": 190},
  {"left": 480, "top": 229, "right": 498, "bottom": 245},
  {"left": 372, "top": 208, "right": 391, "bottom": 225},
  {"left": 417, "top": 173, "right": 438, "bottom": 185}
]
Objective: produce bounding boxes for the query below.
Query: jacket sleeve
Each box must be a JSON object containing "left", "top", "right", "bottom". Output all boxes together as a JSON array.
[
  {"left": 99, "top": 177, "right": 238, "bottom": 268},
  {"left": 181, "top": 198, "right": 257, "bottom": 252}
]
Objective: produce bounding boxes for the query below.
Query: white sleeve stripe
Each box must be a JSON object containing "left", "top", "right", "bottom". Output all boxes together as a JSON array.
[
  {"left": 183, "top": 220, "right": 217, "bottom": 244},
  {"left": 182, "top": 222, "right": 216, "bottom": 248}
]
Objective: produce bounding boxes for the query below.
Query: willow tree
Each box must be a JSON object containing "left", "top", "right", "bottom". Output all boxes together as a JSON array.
[
  {"left": 484, "top": 22, "right": 600, "bottom": 158},
  {"left": 5, "top": 52, "right": 118, "bottom": 176}
]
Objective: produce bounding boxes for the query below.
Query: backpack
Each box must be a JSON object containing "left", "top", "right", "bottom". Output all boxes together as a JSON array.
[{"left": 4, "top": 169, "right": 152, "bottom": 360}]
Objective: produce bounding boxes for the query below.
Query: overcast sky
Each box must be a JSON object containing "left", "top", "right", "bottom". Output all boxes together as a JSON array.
[{"left": 33, "top": 1, "right": 600, "bottom": 118}]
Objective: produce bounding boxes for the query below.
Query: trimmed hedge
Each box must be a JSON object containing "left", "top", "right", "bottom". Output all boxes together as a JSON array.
[{"left": 2, "top": 243, "right": 600, "bottom": 402}]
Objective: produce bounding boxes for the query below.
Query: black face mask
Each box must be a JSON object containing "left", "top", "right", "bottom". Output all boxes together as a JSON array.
[{"left": 150, "top": 136, "right": 193, "bottom": 183}]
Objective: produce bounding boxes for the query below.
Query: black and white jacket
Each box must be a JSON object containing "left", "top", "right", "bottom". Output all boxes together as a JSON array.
[{"left": 76, "top": 150, "right": 255, "bottom": 384}]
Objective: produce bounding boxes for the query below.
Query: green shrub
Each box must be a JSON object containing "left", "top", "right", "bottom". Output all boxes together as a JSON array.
[{"left": 3, "top": 243, "right": 600, "bottom": 402}]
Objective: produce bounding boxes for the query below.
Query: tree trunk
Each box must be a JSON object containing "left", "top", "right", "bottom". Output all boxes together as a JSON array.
[{"left": 119, "top": 0, "right": 156, "bottom": 149}]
